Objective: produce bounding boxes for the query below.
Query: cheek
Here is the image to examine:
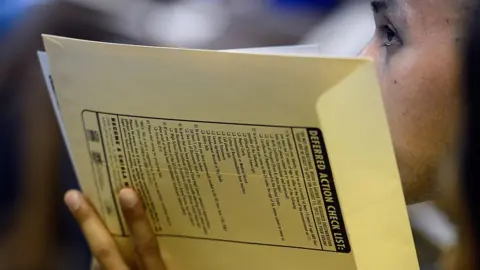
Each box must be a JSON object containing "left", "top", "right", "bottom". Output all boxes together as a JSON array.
[
  {"left": 379, "top": 46, "right": 460, "bottom": 148},
  {"left": 376, "top": 44, "right": 460, "bottom": 200}
]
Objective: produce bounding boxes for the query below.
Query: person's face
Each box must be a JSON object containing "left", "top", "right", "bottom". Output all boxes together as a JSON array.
[
  {"left": 363, "top": 1, "right": 479, "bottom": 268},
  {"left": 362, "top": 0, "right": 462, "bottom": 203}
]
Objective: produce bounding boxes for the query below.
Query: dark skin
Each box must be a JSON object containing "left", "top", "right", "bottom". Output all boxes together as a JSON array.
[
  {"left": 366, "top": 2, "right": 479, "bottom": 267},
  {"left": 66, "top": 0, "right": 478, "bottom": 269},
  {"left": 362, "top": 0, "right": 462, "bottom": 203}
]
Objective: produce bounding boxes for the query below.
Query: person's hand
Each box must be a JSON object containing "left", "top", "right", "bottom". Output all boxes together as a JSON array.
[{"left": 64, "top": 189, "right": 166, "bottom": 270}]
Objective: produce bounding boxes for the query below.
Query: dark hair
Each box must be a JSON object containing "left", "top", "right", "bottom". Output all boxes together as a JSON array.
[{"left": 462, "top": 0, "right": 480, "bottom": 254}]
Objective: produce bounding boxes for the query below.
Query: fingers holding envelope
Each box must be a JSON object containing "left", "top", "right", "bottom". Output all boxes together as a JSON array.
[
  {"left": 119, "top": 189, "right": 166, "bottom": 270},
  {"left": 64, "top": 189, "right": 166, "bottom": 270}
]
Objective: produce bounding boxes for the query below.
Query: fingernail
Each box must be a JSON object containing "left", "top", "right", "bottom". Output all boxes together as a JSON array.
[
  {"left": 119, "top": 189, "right": 138, "bottom": 209},
  {"left": 65, "top": 191, "right": 82, "bottom": 211}
]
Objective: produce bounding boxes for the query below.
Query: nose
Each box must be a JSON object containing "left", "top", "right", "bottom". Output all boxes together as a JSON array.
[{"left": 359, "top": 38, "right": 377, "bottom": 58}]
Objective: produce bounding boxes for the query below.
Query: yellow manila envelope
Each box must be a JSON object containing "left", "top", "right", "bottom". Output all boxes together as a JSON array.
[{"left": 43, "top": 35, "right": 419, "bottom": 270}]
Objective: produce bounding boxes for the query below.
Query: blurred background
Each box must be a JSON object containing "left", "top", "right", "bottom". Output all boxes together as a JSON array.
[{"left": 0, "top": 0, "right": 455, "bottom": 269}]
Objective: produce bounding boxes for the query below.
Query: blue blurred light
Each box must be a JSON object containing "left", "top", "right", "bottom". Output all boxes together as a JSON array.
[
  {"left": 0, "top": 0, "right": 39, "bottom": 38},
  {"left": 272, "top": 0, "right": 339, "bottom": 11}
]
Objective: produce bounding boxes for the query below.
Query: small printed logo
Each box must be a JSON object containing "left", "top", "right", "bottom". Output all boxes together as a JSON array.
[
  {"left": 86, "top": 129, "right": 100, "bottom": 142},
  {"left": 91, "top": 151, "right": 103, "bottom": 164}
]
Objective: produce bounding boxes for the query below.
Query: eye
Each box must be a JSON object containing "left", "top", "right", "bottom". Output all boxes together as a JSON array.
[{"left": 378, "top": 24, "right": 402, "bottom": 48}]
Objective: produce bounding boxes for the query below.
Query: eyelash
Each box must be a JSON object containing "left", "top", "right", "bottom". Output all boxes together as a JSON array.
[{"left": 377, "top": 23, "right": 402, "bottom": 48}]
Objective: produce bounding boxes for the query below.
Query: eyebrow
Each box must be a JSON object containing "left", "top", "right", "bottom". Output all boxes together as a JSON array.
[
  {"left": 371, "top": 0, "right": 408, "bottom": 30},
  {"left": 370, "top": 0, "right": 395, "bottom": 14}
]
